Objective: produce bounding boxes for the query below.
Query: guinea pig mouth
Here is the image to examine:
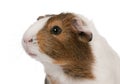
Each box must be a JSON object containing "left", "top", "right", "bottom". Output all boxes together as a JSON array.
[
  {"left": 24, "top": 48, "right": 37, "bottom": 57},
  {"left": 22, "top": 42, "right": 37, "bottom": 57},
  {"left": 28, "top": 52, "right": 37, "bottom": 57}
]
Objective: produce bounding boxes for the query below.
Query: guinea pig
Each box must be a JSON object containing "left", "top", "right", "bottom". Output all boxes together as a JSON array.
[{"left": 22, "top": 13, "right": 120, "bottom": 84}]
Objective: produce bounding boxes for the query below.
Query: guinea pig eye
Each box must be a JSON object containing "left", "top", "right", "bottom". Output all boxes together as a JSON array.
[{"left": 50, "top": 26, "right": 62, "bottom": 35}]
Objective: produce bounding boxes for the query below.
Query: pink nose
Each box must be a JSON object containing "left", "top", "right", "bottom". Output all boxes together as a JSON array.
[{"left": 23, "top": 38, "right": 33, "bottom": 43}]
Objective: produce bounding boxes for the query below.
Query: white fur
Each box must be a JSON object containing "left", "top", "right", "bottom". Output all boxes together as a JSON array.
[
  {"left": 22, "top": 16, "right": 53, "bottom": 63},
  {"left": 22, "top": 14, "right": 120, "bottom": 84},
  {"left": 23, "top": 17, "right": 50, "bottom": 41}
]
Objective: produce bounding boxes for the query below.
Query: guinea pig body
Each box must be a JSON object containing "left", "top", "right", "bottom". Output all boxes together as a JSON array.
[{"left": 22, "top": 13, "right": 120, "bottom": 84}]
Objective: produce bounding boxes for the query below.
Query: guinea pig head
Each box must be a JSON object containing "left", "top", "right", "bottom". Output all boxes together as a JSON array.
[
  {"left": 22, "top": 13, "right": 93, "bottom": 66},
  {"left": 22, "top": 13, "right": 95, "bottom": 79}
]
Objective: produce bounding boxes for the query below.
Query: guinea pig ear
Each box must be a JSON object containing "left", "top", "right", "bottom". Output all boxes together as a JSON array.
[{"left": 72, "top": 19, "right": 92, "bottom": 43}]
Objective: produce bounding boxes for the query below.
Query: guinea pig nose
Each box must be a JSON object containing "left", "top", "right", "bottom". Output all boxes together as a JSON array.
[
  {"left": 23, "top": 38, "right": 33, "bottom": 43},
  {"left": 28, "top": 38, "right": 33, "bottom": 42}
]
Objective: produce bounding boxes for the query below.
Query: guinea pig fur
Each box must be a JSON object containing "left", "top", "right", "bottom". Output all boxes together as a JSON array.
[{"left": 22, "top": 13, "right": 120, "bottom": 84}]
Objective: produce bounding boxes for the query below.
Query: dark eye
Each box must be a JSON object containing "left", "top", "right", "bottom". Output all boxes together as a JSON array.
[{"left": 50, "top": 26, "right": 62, "bottom": 35}]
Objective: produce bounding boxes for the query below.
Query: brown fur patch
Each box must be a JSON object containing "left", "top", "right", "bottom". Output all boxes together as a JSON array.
[{"left": 37, "top": 13, "right": 95, "bottom": 80}]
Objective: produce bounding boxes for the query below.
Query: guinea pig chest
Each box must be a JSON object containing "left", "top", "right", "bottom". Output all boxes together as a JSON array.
[{"left": 22, "top": 13, "right": 120, "bottom": 84}]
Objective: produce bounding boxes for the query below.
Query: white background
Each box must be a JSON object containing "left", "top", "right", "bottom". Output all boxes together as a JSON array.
[{"left": 0, "top": 0, "right": 120, "bottom": 84}]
